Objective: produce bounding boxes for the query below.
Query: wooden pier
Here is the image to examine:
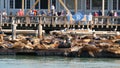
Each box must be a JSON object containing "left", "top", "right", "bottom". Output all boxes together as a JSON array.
[{"left": 1, "top": 16, "right": 120, "bottom": 33}]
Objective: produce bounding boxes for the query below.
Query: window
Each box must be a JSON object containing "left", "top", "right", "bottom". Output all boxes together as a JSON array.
[
  {"left": 10, "top": 0, "right": 13, "bottom": 9},
  {"left": 40, "top": 0, "right": 48, "bottom": 9},
  {"left": 4, "top": 0, "right": 5, "bottom": 8},
  {"left": 104, "top": 0, "right": 108, "bottom": 9},
  {"left": 27, "top": 0, "right": 30, "bottom": 9},
  {"left": 65, "top": 0, "right": 74, "bottom": 9},
  {"left": 86, "top": 0, "right": 90, "bottom": 10},
  {"left": 52, "top": 0, "right": 56, "bottom": 7},
  {"left": 92, "top": 0, "right": 108, "bottom": 10},
  {"left": 15, "top": 0, "right": 22, "bottom": 9},
  {"left": 118, "top": 0, "right": 120, "bottom": 10},
  {"left": 78, "top": 0, "right": 81, "bottom": 9},
  {"left": 113, "top": 0, "right": 117, "bottom": 10}
]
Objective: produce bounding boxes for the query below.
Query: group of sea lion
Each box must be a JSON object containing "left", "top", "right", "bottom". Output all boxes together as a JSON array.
[{"left": 0, "top": 31, "right": 120, "bottom": 57}]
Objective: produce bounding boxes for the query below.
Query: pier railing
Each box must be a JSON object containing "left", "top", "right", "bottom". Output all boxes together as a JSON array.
[
  {"left": 92, "top": 16, "right": 120, "bottom": 25},
  {"left": 0, "top": 15, "right": 67, "bottom": 24},
  {"left": 1, "top": 15, "right": 120, "bottom": 25}
]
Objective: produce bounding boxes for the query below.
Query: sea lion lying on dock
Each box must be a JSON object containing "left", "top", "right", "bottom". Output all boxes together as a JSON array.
[
  {"left": 107, "top": 48, "right": 120, "bottom": 54},
  {"left": 10, "top": 40, "right": 34, "bottom": 50},
  {"left": 78, "top": 45, "right": 102, "bottom": 57},
  {"left": 42, "top": 40, "right": 60, "bottom": 49}
]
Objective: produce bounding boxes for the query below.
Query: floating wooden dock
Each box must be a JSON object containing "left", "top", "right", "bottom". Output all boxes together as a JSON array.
[{"left": 0, "top": 48, "right": 120, "bottom": 58}]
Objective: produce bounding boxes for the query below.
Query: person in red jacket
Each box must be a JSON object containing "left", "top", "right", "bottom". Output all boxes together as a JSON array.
[
  {"left": 17, "top": 9, "right": 24, "bottom": 16},
  {"left": 94, "top": 12, "right": 99, "bottom": 17},
  {"left": 17, "top": 9, "right": 24, "bottom": 23},
  {"left": 33, "top": 9, "right": 37, "bottom": 16}
]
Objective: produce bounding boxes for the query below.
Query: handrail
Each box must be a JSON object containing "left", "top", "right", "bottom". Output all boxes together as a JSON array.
[{"left": 1, "top": 15, "right": 120, "bottom": 25}]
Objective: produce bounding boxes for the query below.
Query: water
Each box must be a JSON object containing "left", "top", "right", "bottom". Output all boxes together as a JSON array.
[{"left": 0, "top": 56, "right": 120, "bottom": 68}]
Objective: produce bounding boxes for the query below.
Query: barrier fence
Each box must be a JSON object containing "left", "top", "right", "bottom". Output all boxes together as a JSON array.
[{"left": 0, "top": 15, "right": 120, "bottom": 25}]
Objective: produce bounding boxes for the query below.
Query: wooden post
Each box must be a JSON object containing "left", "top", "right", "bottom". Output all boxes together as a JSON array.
[
  {"left": 58, "top": 0, "right": 69, "bottom": 12},
  {"left": 38, "top": 23, "right": 43, "bottom": 39},
  {"left": 12, "top": 20, "right": 17, "bottom": 40},
  {"left": 102, "top": 0, "right": 105, "bottom": 16},
  {"left": 22, "top": 0, "right": 24, "bottom": 11},
  {"left": 27, "top": 0, "right": 40, "bottom": 15},
  {"left": 38, "top": 17, "right": 43, "bottom": 39},
  {"left": 74, "top": 0, "right": 77, "bottom": 13},
  {"left": 58, "top": 0, "right": 73, "bottom": 23},
  {"left": 101, "top": 0, "right": 105, "bottom": 24},
  {"left": 48, "top": 0, "right": 51, "bottom": 12}
]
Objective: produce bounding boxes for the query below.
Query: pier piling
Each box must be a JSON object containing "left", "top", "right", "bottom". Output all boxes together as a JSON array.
[
  {"left": 12, "top": 20, "right": 17, "bottom": 40},
  {"left": 38, "top": 23, "right": 43, "bottom": 39}
]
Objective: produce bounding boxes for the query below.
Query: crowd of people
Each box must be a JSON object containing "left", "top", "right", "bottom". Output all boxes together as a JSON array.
[
  {"left": 0, "top": 3, "right": 119, "bottom": 24},
  {"left": 92, "top": 10, "right": 119, "bottom": 24},
  {"left": 0, "top": 4, "right": 68, "bottom": 23},
  {"left": 93, "top": 10, "right": 118, "bottom": 17}
]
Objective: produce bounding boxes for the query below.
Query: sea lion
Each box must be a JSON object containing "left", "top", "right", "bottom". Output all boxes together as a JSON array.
[
  {"left": 11, "top": 41, "right": 25, "bottom": 49},
  {"left": 107, "top": 48, "right": 120, "bottom": 54},
  {"left": 43, "top": 40, "right": 60, "bottom": 49},
  {"left": 78, "top": 45, "right": 102, "bottom": 57}
]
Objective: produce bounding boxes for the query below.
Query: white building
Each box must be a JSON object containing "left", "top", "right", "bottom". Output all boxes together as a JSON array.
[{"left": 0, "top": 0, "right": 120, "bottom": 15}]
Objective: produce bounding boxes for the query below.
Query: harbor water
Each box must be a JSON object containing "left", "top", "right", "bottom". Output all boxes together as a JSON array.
[{"left": 0, "top": 56, "right": 120, "bottom": 68}]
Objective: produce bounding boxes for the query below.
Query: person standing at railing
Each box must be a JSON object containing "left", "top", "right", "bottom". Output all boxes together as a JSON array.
[
  {"left": 108, "top": 10, "right": 114, "bottom": 16},
  {"left": 98, "top": 10, "right": 103, "bottom": 23},
  {"left": 54, "top": 12, "right": 58, "bottom": 23},
  {"left": 17, "top": 9, "right": 24, "bottom": 23},
  {"left": 2, "top": 10, "right": 7, "bottom": 23},
  {"left": 17, "top": 9, "right": 24, "bottom": 16},
  {"left": 51, "top": 4, "right": 55, "bottom": 15},
  {"left": 93, "top": 12, "right": 99, "bottom": 24},
  {"left": 87, "top": 13, "right": 93, "bottom": 29},
  {"left": 29, "top": 10, "right": 34, "bottom": 16},
  {"left": 109, "top": 10, "right": 115, "bottom": 24},
  {"left": 98, "top": 10, "right": 102, "bottom": 16},
  {"left": 29, "top": 9, "right": 34, "bottom": 23},
  {"left": 41, "top": 11, "right": 47, "bottom": 23},
  {"left": 114, "top": 11, "right": 118, "bottom": 24},
  {"left": 9, "top": 12, "right": 13, "bottom": 23},
  {"left": 33, "top": 9, "right": 38, "bottom": 23},
  {"left": 60, "top": 10, "right": 66, "bottom": 21}
]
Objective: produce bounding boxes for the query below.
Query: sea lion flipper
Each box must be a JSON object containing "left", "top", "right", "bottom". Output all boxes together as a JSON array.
[{"left": 88, "top": 51, "right": 94, "bottom": 57}]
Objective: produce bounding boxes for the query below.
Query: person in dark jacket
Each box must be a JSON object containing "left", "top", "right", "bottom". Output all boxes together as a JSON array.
[{"left": 98, "top": 10, "right": 102, "bottom": 16}]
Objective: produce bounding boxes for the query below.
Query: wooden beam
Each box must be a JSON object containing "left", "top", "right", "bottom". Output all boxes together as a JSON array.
[
  {"left": 22, "top": 0, "right": 24, "bottom": 11},
  {"left": 48, "top": 0, "right": 51, "bottom": 12},
  {"left": 74, "top": 0, "right": 77, "bottom": 13},
  {"left": 27, "top": 0, "right": 40, "bottom": 15},
  {"left": 58, "top": 0, "right": 69, "bottom": 12},
  {"left": 58, "top": 0, "right": 73, "bottom": 23}
]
